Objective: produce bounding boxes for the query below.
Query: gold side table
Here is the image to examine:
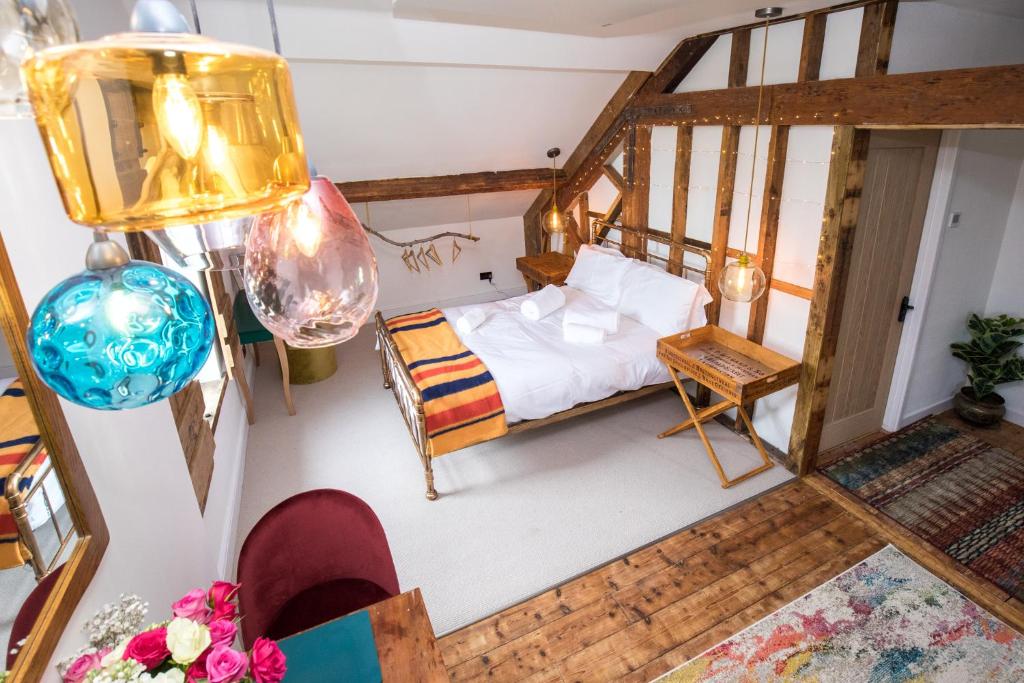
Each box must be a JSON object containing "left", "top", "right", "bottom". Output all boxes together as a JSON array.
[{"left": 285, "top": 344, "right": 338, "bottom": 384}]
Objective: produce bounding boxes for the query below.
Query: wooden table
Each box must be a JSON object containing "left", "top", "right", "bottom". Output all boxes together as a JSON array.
[
  {"left": 281, "top": 589, "right": 448, "bottom": 682},
  {"left": 515, "top": 252, "right": 574, "bottom": 292},
  {"left": 657, "top": 325, "right": 801, "bottom": 488}
]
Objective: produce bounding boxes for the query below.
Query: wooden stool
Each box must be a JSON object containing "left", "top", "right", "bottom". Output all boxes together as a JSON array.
[
  {"left": 656, "top": 325, "right": 801, "bottom": 488},
  {"left": 233, "top": 290, "right": 296, "bottom": 417}
]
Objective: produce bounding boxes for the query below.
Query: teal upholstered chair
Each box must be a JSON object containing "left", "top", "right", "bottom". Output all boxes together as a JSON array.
[{"left": 233, "top": 290, "right": 296, "bottom": 417}]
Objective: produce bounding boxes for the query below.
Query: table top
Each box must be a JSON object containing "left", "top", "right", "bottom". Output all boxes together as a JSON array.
[
  {"left": 515, "top": 252, "right": 574, "bottom": 280},
  {"left": 279, "top": 589, "right": 448, "bottom": 683}
]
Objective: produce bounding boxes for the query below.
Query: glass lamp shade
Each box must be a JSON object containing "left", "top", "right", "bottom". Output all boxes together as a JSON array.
[
  {"left": 20, "top": 32, "right": 309, "bottom": 231},
  {"left": 149, "top": 216, "right": 254, "bottom": 271},
  {"left": 542, "top": 205, "right": 565, "bottom": 235},
  {"left": 26, "top": 261, "right": 215, "bottom": 410},
  {"left": 718, "top": 255, "right": 767, "bottom": 303},
  {"left": 244, "top": 176, "right": 379, "bottom": 348},
  {"left": 0, "top": 0, "right": 79, "bottom": 117}
]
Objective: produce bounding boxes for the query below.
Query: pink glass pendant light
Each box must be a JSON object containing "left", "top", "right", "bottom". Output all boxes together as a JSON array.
[{"left": 244, "top": 176, "right": 379, "bottom": 348}]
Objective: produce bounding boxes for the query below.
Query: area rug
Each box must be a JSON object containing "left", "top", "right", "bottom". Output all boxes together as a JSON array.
[
  {"left": 656, "top": 545, "right": 1024, "bottom": 682},
  {"left": 821, "top": 417, "right": 1024, "bottom": 601}
]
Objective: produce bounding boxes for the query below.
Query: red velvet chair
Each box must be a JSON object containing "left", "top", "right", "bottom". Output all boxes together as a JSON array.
[
  {"left": 237, "top": 489, "right": 399, "bottom": 648},
  {"left": 7, "top": 564, "right": 65, "bottom": 669}
]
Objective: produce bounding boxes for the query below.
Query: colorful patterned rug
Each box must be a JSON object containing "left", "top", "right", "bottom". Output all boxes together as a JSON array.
[
  {"left": 821, "top": 417, "right": 1024, "bottom": 601},
  {"left": 656, "top": 545, "right": 1024, "bottom": 682}
]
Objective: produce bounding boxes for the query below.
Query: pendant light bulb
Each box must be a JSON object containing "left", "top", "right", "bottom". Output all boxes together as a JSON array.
[
  {"left": 153, "top": 69, "right": 204, "bottom": 160},
  {"left": 26, "top": 233, "right": 215, "bottom": 410},
  {"left": 718, "top": 253, "right": 767, "bottom": 303},
  {"left": 244, "top": 176, "right": 379, "bottom": 348},
  {"left": 542, "top": 146, "right": 565, "bottom": 235}
]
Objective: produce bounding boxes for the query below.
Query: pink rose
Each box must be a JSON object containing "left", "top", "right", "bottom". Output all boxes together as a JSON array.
[
  {"left": 64, "top": 650, "right": 104, "bottom": 683},
  {"left": 124, "top": 627, "right": 171, "bottom": 670},
  {"left": 209, "top": 581, "right": 240, "bottom": 622},
  {"left": 205, "top": 644, "right": 249, "bottom": 683},
  {"left": 250, "top": 638, "right": 287, "bottom": 683},
  {"left": 173, "top": 588, "right": 213, "bottom": 624},
  {"left": 209, "top": 619, "right": 238, "bottom": 648}
]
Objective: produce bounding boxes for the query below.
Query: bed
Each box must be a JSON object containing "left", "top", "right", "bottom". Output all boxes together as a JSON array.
[
  {"left": 376, "top": 223, "right": 715, "bottom": 499},
  {"left": 0, "top": 379, "right": 70, "bottom": 579}
]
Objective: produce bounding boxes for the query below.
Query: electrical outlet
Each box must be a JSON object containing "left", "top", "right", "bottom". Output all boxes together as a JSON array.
[
  {"left": 948, "top": 211, "right": 962, "bottom": 229},
  {"left": 479, "top": 272, "right": 493, "bottom": 281}
]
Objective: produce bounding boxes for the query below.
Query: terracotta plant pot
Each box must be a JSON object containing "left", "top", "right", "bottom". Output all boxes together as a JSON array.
[{"left": 952, "top": 387, "right": 1005, "bottom": 426}]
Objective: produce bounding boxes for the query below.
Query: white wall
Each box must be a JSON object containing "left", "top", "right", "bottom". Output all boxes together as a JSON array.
[{"left": 901, "top": 131, "right": 1024, "bottom": 425}]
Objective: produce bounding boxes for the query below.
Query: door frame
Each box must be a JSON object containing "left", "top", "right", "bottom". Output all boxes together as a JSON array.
[{"left": 881, "top": 129, "right": 962, "bottom": 431}]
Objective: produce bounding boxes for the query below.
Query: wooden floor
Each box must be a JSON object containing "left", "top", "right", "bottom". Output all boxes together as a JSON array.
[{"left": 440, "top": 480, "right": 883, "bottom": 682}]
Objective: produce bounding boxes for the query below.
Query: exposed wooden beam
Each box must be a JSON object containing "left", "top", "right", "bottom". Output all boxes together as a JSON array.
[
  {"left": 621, "top": 124, "right": 652, "bottom": 257},
  {"left": 747, "top": 126, "right": 789, "bottom": 343},
  {"left": 798, "top": 12, "right": 828, "bottom": 82},
  {"left": 601, "top": 164, "right": 624, "bottom": 191},
  {"left": 668, "top": 126, "right": 692, "bottom": 276},
  {"left": 728, "top": 29, "right": 752, "bottom": 88},
  {"left": 625, "top": 64, "right": 1024, "bottom": 128},
  {"left": 706, "top": 126, "right": 740, "bottom": 327},
  {"left": 771, "top": 278, "right": 814, "bottom": 301},
  {"left": 335, "top": 168, "right": 563, "bottom": 204},
  {"left": 640, "top": 35, "right": 718, "bottom": 99},
  {"left": 788, "top": 127, "right": 871, "bottom": 475},
  {"left": 524, "top": 71, "right": 650, "bottom": 255},
  {"left": 856, "top": 0, "right": 898, "bottom": 77}
]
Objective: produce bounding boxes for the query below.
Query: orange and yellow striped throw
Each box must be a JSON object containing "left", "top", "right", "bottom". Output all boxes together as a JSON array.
[
  {"left": 386, "top": 309, "right": 507, "bottom": 456},
  {"left": 0, "top": 380, "right": 47, "bottom": 570}
]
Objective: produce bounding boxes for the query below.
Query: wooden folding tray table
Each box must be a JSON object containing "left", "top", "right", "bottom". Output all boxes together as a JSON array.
[{"left": 656, "top": 325, "right": 801, "bottom": 488}]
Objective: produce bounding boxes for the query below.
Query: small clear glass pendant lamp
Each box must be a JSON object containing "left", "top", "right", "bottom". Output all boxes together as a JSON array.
[
  {"left": 0, "top": 0, "right": 79, "bottom": 117},
  {"left": 718, "top": 7, "right": 781, "bottom": 304},
  {"left": 26, "top": 235, "right": 215, "bottom": 410},
  {"left": 542, "top": 147, "right": 565, "bottom": 235},
  {"left": 19, "top": 30, "right": 310, "bottom": 231},
  {"left": 244, "top": 177, "right": 379, "bottom": 348}
]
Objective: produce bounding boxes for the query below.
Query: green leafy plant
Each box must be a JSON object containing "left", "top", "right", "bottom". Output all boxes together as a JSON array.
[{"left": 950, "top": 314, "right": 1024, "bottom": 400}]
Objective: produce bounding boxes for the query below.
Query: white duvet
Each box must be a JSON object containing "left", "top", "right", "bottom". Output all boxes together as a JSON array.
[{"left": 442, "top": 287, "right": 673, "bottom": 424}]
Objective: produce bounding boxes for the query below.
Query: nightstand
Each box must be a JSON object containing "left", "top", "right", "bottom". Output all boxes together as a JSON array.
[{"left": 515, "top": 252, "right": 574, "bottom": 292}]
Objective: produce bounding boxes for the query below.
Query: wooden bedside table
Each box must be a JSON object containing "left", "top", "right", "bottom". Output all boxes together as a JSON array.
[
  {"left": 516, "top": 252, "right": 574, "bottom": 292},
  {"left": 657, "top": 325, "right": 801, "bottom": 488}
]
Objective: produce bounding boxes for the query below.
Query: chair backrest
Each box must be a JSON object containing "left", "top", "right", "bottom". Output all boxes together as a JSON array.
[
  {"left": 237, "top": 489, "right": 399, "bottom": 647},
  {"left": 7, "top": 563, "right": 65, "bottom": 670}
]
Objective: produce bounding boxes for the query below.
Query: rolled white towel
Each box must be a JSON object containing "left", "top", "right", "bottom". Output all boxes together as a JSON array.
[
  {"left": 520, "top": 284, "right": 566, "bottom": 321},
  {"left": 455, "top": 308, "right": 488, "bottom": 334},
  {"left": 563, "top": 306, "right": 619, "bottom": 334},
  {"left": 562, "top": 320, "right": 606, "bottom": 345}
]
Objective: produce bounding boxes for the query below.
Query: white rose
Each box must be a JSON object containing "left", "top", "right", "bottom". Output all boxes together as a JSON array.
[
  {"left": 140, "top": 669, "right": 186, "bottom": 683},
  {"left": 100, "top": 638, "right": 131, "bottom": 667},
  {"left": 165, "top": 618, "right": 211, "bottom": 665}
]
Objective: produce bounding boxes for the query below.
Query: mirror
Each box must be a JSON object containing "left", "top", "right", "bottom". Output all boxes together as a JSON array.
[{"left": 0, "top": 233, "right": 107, "bottom": 680}]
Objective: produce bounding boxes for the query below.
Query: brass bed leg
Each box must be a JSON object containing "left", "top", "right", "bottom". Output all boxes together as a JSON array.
[
  {"left": 375, "top": 312, "right": 393, "bottom": 390},
  {"left": 422, "top": 452, "right": 438, "bottom": 501}
]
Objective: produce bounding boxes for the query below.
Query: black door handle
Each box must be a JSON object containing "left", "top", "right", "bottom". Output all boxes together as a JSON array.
[{"left": 898, "top": 295, "right": 914, "bottom": 323}]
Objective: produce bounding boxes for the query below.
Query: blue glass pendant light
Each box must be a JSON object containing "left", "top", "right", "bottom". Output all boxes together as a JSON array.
[{"left": 26, "top": 234, "right": 215, "bottom": 410}]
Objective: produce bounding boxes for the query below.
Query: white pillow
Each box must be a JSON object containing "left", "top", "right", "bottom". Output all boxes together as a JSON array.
[
  {"left": 617, "top": 261, "right": 713, "bottom": 336},
  {"left": 564, "top": 244, "right": 631, "bottom": 307}
]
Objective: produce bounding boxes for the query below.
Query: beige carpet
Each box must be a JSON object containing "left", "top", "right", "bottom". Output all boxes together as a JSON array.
[{"left": 235, "top": 328, "right": 794, "bottom": 635}]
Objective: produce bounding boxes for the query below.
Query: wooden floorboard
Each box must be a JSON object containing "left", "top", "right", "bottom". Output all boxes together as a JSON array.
[{"left": 441, "top": 475, "right": 1024, "bottom": 681}]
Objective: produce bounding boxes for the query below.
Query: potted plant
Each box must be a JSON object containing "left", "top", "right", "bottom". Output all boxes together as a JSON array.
[{"left": 950, "top": 313, "right": 1024, "bottom": 426}]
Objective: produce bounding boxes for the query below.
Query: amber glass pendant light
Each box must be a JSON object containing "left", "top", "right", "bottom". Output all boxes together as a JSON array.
[
  {"left": 20, "top": 0, "right": 309, "bottom": 232},
  {"left": 542, "top": 147, "right": 565, "bottom": 235},
  {"left": 718, "top": 7, "right": 781, "bottom": 304}
]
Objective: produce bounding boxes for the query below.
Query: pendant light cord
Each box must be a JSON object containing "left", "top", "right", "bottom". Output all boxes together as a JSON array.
[
  {"left": 266, "top": 0, "right": 282, "bottom": 54},
  {"left": 188, "top": 0, "right": 201, "bottom": 34},
  {"left": 741, "top": 17, "right": 772, "bottom": 259},
  {"left": 550, "top": 155, "right": 558, "bottom": 211}
]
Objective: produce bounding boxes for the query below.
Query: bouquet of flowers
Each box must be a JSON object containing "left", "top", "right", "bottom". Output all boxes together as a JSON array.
[{"left": 60, "top": 581, "right": 286, "bottom": 683}]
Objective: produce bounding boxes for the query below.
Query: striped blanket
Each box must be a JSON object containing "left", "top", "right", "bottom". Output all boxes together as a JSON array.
[
  {"left": 0, "top": 380, "right": 47, "bottom": 570},
  {"left": 385, "top": 309, "right": 507, "bottom": 456}
]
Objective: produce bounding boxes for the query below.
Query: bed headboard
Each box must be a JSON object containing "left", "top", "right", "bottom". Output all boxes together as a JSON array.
[{"left": 588, "top": 219, "right": 711, "bottom": 282}]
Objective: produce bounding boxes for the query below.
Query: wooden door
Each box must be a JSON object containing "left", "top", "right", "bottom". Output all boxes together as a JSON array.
[{"left": 820, "top": 130, "right": 939, "bottom": 451}]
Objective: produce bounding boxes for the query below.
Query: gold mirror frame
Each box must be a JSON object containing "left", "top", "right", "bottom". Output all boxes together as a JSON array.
[{"left": 0, "top": 232, "right": 108, "bottom": 680}]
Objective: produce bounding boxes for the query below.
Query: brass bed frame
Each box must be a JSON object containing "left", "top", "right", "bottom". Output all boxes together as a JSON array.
[
  {"left": 375, "top": 221, "right": 713, "bottom": 500},
  {"left": 5, "top": 439, "right": 74, "bottom": 579}
]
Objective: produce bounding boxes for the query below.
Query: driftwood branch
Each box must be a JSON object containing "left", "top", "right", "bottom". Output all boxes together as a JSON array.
[{"left": 362, "top": 223, "right": 481, "bottom": 248}]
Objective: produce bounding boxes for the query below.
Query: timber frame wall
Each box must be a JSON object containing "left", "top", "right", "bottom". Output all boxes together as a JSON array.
[{"left": 522, "top": 0, "right": 1024, "bottom": 474}]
